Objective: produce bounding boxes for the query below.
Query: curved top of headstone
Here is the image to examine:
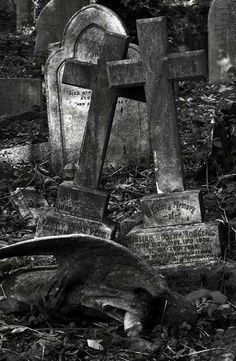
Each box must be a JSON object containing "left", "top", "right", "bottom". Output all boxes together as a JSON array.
[
  {"left": 34, "top": 0, "right": 90, "bottom": 56},
  {"left": 62, "top": 4, "right": 127, "bottom": 50},
  {"left": 45, "top": 4, "right": 128, "bottom": 174}
]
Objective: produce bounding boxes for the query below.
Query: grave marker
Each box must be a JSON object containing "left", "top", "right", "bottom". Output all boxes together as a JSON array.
[
  {"left": 105, "top": 16, "right": 221, "bottom": 291},
  {"left": 45, "top": 4, "right": 149, "bottom": 176},
  {"left": 209, "top": 0, "right": 236, "bottom": 83},
  {"left": 37, "top": 7, "right": 129, "bottom": 239},
  {"left": 34, "top": 0, "right": 90, "bottom": 56}
]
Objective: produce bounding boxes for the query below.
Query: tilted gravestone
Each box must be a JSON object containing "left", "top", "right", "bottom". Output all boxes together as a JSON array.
[
  {"left": 37, "top": 5, "right": 130, "bottom": 239},
  {"left": 105, "top": 16, "right": 221, "bottom": 293},
  {"left": 209, "top": 0, "right": 236, "bottom": 83},
  {"left": 44, "top": 4, "right": 150, "bottom": 175},
  {"left": 34, "top": 0, "right": 90, "bottom": 56}
]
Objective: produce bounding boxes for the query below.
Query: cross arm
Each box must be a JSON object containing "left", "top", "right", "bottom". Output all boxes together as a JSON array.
[
  {"left": 107, "top": 49, "right": 207, "bottom": 89},
  {"left": 107, "top": 58, "right": 145, "bottom": 89},
  {"left": 62, "top": 60, "right": 98, "bottom": 89}
]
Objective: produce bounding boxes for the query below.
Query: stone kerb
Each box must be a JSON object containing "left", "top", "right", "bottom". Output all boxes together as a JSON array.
[{"left": 45, "top": 4, "right": 127, "bottom": 175}]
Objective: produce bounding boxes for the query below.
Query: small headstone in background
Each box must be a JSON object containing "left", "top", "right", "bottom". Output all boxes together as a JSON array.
[
  {"left": 0, "top": 78, "right": 42, "bottom": 115},
  {"left": 0, "top": 0, "right": 15, "bottom": 12},
  {"left": 208, "top": 0, "right": 236, "bottom": 83},
  {"left": 34, "top": 0, "right": 90, "bottom": 56},
  {"left": 16, "top": 0, "right": 33, "bottom": 33}
]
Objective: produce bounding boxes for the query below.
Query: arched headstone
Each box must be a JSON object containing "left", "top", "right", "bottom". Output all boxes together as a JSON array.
[
  {"left": 208, "top": 0, "right": 236, "bottom": 83},
  {"left": 34, "top": 0, "right": 90, "bottom": 56},
  {"left": 45, "top": 4, "right": 149, "bottom": 175}
]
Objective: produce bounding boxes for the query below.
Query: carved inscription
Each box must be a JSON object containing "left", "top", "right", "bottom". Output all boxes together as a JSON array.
[
  {"left": 127, "top": 223, "right": 220, "bottom": 268},
  {"left": 36, "top": 211, "right": 113, "bottom": 239},
  {"left": 56, "top": 182, "right": 109, "bottom": 222},
  {"left": 141, "top": 190, "right": 203, "bottom": 227}
]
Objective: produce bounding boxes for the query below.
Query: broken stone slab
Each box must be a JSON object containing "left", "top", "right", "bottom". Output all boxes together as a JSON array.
[
  {"left": 0, "top": 234, "right": 198, "bottom": 334},
  {"left": 141, "top": 190, "right": 204, "bottom": 227},
  {"left": 0, "top": 78, "right": 42, "bottom": 116},
  {"left": 126, "top": 222, "right": 221, "bottom": 269},
  {"left": 36, "top": 209, "right": 116, "bottom": 239},
  {"left": 0, "top": 142, "right": 49, "bottom": 165},
  {"left": 55, "top": 181, "right": 109, "bottom": 222}
]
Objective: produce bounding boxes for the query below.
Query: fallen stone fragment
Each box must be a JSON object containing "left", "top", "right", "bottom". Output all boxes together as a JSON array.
[{"left": 0, "top": 234, "right": 198, "bottom": 335}]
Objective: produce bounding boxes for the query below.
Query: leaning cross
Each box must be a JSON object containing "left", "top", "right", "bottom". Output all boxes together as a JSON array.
[
  {"left": 62, "top": 31, "right": 129, "bottom": 189},
  {"left": 107, "top": 17, "right": 207, "bottom": 193}
]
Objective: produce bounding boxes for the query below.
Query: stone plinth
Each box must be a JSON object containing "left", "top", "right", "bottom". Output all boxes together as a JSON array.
[
  {"left": 141, "top": 190, "right": 204, "bottom": 227},
  {"left": 56, "top": 181, "right": 109, "bottom": 222},
  {"left": 36, "top": 210, "right": 115, "bottom": 239},
  {"left": 127, "top": 223, "right": 221, "bottom": 269}
]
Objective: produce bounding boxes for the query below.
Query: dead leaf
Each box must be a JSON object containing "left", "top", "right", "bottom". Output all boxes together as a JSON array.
[{"left": 87, "top": 339, "right": 104, "bottom": 351}]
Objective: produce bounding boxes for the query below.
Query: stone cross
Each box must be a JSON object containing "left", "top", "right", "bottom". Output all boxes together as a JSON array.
[
  {"left": 62, "top": 32, "right": 129, "bottom": 188},
  {"left": 107, "top": 17, "right": 207, "bottom": 193}
]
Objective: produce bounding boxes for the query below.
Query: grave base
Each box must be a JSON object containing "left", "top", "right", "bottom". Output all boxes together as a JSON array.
[
  {"left": 56, "top": 181, "right": 109, "bottom": 221},
  {"left": 160, "top": 263, "right": 221, "bottom": 295},
  {"left": 126, "top": 222, "right": 221, "bottom": 268},
  {"left": 141, "top": 189, "right": 204, "bottom": 227},
  {"left": 36, "top": 209, "right": 116, "bottom": 239}
]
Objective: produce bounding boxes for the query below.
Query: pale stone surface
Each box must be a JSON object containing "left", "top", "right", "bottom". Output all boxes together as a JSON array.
[
  {"left": 36, "top": 209, "right": 116, "bottom": 239},
  {"left": 127, "top": 223, "right": 221, "bottom": 269},
  {"left": 141, "top": 190, "right": 204, "bottom": 227},
  {"left": 0, "top": 142, "right": 49, "bottom": 165},
  {"left": 56, "top": 181, "right": 109, "bottom": 221},
  {"left": 0, "top": 78, "right": 42, "bottom": 115},
  {"left": 63, "top": 32, "right": 129, "bottom": 188},
  {"left": 34, "top": 0, "right": 90, "bottom": 56},
  {"left": 45, "top": 4, "right": 149, "bottom": 175},
  {"left": 107, "top": 17, "right": 206, "bottom": 192},
  {"left": 16, "top": 0, "right": 33, "bottom": 33},
  {"left": 208, "top": 0, "right": 236, "bottom": 83}
]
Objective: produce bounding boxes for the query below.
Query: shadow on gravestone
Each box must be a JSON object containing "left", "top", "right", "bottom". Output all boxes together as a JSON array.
[
  {"left": 208, "top": 0, "right": 236, "bottom": 83},
  {"left": 45, "top": 4, "right": 150, "bottom": 176},
  {"left": 34, "top": 0, "right": 90, "bottom": 57}
]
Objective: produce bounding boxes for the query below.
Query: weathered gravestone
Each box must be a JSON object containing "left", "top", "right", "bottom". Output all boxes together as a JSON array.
[
  {"left": 37, "top": 5, "right": 130, "bottom": 239},
  {"left": 0, "top": 78, "right": 42, "bottom": 115},
  {"left": 209, "top": 0, "right": 236, "bottom": 83},
  {"left": 16, "top": 0, "right": 33, "bottom": 33},
  {"left": 105, "top": 16, "right": 221, "bottom": 293},
  {"left": 44, "top": 4, "right": 150, "bottom": 175},
  {"left": 34, "top": 0, "right": 90, "bottom": 56}
]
